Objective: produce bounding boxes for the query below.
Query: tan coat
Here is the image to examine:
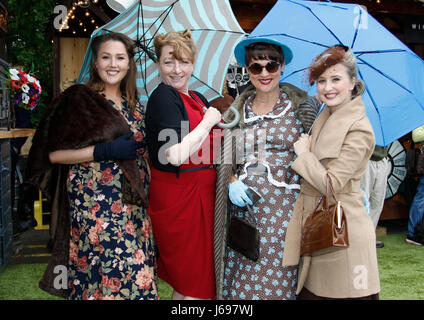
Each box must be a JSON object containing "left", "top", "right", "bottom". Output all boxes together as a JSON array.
[{"left": 283, "top": 96, "right": 380, "bottom": 298}]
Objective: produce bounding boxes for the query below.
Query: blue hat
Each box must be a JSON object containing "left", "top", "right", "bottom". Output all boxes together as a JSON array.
[{"left": 234, "top": 36, "right": 293, "bottom": 67}]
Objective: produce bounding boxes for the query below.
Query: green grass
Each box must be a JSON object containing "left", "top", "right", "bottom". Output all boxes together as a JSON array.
[
  {"left": 0, "top": 233, "right": 422, "bottom": 300},
  {"left": 376, "top": 233, "right": 424, "bottom": 300},
  {"left": 0, "top": 264, "right": 173, "bottom": 300},
  {"left": 0, "top": 264, "right": 62, "bottom": 300}
]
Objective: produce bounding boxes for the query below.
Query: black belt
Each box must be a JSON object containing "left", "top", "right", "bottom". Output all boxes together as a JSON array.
[{"left": 179, "top": 164, "right": 216, "bottom": 173}]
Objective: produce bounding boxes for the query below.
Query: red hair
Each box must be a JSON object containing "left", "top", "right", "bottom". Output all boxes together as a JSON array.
[
  {"left": 307, "top": 45, "right": 364, "bottom": 98},
  {"left": 308, "top": 46, "right": 347, "bottom": 85}
]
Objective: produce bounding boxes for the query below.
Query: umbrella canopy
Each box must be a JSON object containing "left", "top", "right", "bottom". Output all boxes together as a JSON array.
[
  {"left": 77, "top": 0, "right": 246, "bottom": 105},
  {"left": 249, "top": 0, "right": 424, "bottom": 146}
]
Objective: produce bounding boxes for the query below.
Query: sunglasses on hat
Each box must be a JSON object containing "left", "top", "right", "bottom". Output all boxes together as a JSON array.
[{"left": 247, "top": 61, "right": 280, "bottom": 75}]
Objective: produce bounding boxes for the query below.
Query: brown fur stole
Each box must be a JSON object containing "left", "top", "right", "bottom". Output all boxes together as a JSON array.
[{"left": 25, "top": 84, "right": 147, "bottom": 298}]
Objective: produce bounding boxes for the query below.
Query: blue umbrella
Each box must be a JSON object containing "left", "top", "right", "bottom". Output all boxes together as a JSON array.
[
  {"left": 77, "top": 0, "right": 246, "bottom": 106},
  {"left": 249, "top": 0, "right": 424, "bottom": 146}
]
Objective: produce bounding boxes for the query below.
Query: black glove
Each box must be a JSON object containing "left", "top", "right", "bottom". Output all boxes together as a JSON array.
[{"left": 93, "top": 132, "right": 142, "bottom": 162}]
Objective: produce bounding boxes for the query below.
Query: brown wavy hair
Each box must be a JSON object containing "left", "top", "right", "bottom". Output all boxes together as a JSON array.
[
  {"left": 153, "top": 29, "right": 196, "bottom": 63},
  {"left": 87, "top": 32, "right": 138, "bottom": 114},
  {"left": 308, "top": 45, "right": 364, "bottom": 99}
]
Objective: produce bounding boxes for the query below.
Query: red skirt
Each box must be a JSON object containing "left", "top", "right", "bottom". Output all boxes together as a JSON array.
[{"left": 147, "top": 167, "right": 216, "bottom": 299}]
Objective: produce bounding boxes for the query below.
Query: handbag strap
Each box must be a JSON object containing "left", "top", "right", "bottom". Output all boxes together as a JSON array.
[
  {"left": 327, "top": 174, "right": 339, "bottom": 208},
  {"left": 230, "top": 203, "right": 257, "bottom": 226},
  {"left": 316, "top": 174, "right": 339, "bottom": 212},
  {"left": 245, "top": 203, "right": 257, "bottom": 226}
]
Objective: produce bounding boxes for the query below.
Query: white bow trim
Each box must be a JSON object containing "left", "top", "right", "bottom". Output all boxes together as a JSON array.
[
  {"left": 243, "top": 100, "right": 293, "bottom": 124},
  {"left": 238, "top": 161, "right": 300, "bottom": 190}
]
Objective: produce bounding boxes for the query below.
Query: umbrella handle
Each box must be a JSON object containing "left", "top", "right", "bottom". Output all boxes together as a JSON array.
[{"left": 203, "top": 106, "right": 240, "bottom": 129}]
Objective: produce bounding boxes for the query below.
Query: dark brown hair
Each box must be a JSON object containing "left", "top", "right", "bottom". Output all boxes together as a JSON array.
[
  {"left": 245, "top": 42, "right": 284, "bottom": 67},
  {"left": 308, "top": 45, "right": 364, "bottom": 98},
  {"left": 87, "top": 32, "right": 138, "bottom": 113}
]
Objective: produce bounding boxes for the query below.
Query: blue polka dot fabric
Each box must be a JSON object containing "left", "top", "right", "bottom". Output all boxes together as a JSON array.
[{"left": 222, "top": 89, "right": 302, "bottom": 300}]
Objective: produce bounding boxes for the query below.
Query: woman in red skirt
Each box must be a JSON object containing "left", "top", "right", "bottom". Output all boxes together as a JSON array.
[{"left": 145, "top": 30, "right": 223, "bottom": 300}]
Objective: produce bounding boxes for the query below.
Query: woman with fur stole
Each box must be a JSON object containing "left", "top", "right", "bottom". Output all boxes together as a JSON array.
[{"left": 26, "top": 32, "right": 158, "bottom": 300}]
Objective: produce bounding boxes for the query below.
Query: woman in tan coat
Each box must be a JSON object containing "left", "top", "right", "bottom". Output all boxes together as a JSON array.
[{"left": 283, "top": 45, "right": 380, "bottom": 299}]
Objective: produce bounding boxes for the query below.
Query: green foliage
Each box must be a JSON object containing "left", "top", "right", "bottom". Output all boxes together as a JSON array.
[{"left": 7, "top": 0, "right": 56, "bottom": 127}]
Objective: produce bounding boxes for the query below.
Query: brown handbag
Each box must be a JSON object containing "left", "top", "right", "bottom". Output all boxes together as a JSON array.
[{"left": 300, "top": 175, "right": 349, "bottom": 256}]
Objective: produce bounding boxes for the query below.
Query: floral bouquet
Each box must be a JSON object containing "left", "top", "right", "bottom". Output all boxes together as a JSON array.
[{"left": 7, "top": 67, "right": 42, "bottom": 110}]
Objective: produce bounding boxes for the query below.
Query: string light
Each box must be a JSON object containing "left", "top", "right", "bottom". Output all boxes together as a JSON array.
[{"left": 58, "top": 1, "right": 99, "bottom": 33}]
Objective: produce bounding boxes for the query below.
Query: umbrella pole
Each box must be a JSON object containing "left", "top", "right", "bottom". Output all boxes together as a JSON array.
[{"left": 213, "top": 128, "right": 234, "bottom": 299}]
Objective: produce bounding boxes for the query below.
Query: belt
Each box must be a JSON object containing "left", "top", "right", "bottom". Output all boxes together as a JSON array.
[{"left": 179, "top": 164, "right": 216, "bottom": 173}]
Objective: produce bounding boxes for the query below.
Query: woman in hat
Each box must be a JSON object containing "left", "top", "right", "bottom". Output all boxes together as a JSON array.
[{"left": 219, "top": 37, "right": 320, "bottom": 300}]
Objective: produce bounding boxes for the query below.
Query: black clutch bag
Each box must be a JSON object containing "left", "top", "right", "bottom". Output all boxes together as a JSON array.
[{"left": 227, "top": 204, "right": 260, "bottom": 262}]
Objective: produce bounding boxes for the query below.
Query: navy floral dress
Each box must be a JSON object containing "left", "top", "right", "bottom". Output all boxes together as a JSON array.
[{"left": 67, "top": 95, "right": 158, "bottom": 300}]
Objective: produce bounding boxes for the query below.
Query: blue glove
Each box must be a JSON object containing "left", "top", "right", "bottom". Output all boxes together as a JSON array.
[
  {"left": 228, "top": 180, "right": 253, "bottom": 207},
  {"left": 93, "top": 132, "right": 142, "bottom": 162}
]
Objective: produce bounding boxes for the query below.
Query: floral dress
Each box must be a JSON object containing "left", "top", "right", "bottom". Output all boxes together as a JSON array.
[
  {"left": 67, "top": 96, "right": 158, "bottom": 300},
  {"left": 222, "top": 89, "right": 302, "bottom": 300}
]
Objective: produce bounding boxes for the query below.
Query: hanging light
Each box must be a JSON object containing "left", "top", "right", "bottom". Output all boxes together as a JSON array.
[{"left": 106, "top": 0, "right": 137, "bottom": 13}]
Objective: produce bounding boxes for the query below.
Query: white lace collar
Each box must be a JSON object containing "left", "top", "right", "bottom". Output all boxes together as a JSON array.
[{"left": 243, "top": 96, "right": 292, "bottom": 124}]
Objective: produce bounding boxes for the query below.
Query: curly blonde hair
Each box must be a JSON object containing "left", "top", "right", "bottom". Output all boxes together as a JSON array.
[{"left": 154, "top": 29, "right": 196, "bottom": 63}]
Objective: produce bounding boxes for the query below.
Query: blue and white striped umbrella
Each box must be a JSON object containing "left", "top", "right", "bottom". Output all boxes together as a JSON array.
[{"left": 77, "top": 0, "right": 246, "bottom": 104}]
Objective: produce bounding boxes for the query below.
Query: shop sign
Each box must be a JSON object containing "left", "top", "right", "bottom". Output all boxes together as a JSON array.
[{"left": 405, "top": 19, "right": 424, "bottom": 43}]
